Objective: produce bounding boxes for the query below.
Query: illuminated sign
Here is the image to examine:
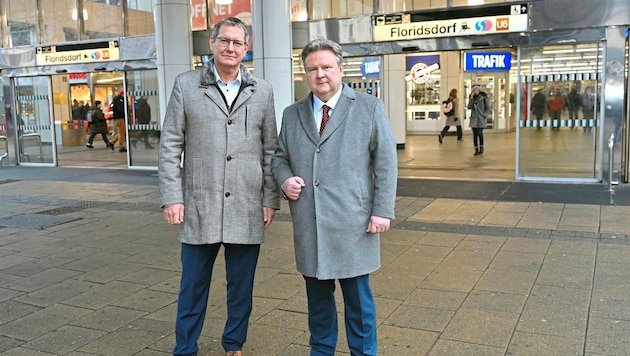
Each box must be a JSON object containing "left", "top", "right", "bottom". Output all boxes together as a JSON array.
[
  {"left": 361, "top": 58, "right": 380, "bottom": 76},
  {"left": 36, "top": 41, "right": 119, "bottom": 65},
  {"left": 465, "top": 52, "right": 512, "bottom": 71},
  {"left": 405, "top": 55, "right": 440, "bottom": 84},
  {"left": 372, "top": 4, "right": 528, "bottom": 42}
]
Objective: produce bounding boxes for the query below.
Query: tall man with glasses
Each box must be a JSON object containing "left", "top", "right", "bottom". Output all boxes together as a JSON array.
[{"left": 159, "top": 17, "right": 280, "bottom": 356}]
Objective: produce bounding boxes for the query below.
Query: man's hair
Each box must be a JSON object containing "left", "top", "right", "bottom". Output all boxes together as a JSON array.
[
  {"left": 95, "top": 100, "right": 102, "bottom": 106},
  {"left": 211, "top": 17, "right": 249, "bottom": 44},
  {"left": 301, "top": 39, "right": 343, "bottom": 69}
]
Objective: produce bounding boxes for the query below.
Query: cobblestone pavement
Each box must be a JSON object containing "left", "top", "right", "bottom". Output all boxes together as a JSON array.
[{"left": 1, "top": 168, "right": 630, "bottom": 355}]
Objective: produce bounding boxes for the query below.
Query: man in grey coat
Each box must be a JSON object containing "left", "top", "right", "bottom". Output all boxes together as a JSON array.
[
  {"left": 272, "top": 39, "right": 397, "bottom": 356},
  {"left": 159, "top": 17, "right": 280, "bottom": 356}
]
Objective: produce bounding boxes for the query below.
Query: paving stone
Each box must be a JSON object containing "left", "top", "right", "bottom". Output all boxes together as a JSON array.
[
  {"left": 507, "top": 330, "right": 584, "bottom": 355},
  {"left": 475, "top": 268, "right": 538, "bottom": 295},
  {"left": 77, "top": 318, "right": 173, "bottom": 356},
  {"left": 0, "top": 300, "right": 41, "bottom": 325},
  {"left": 490, "top": 250, "right": 544, "bottom": 272},
  {"left": 585, "top": 317, "right": 630, "bottom": 354},
  {"left": 0, "top": 303, "right": 92, "bottom": 341},
  {"left": 428, "top": 339, "right": 505, "bottom": 355},
  {"left": 62, "top": 280, "right": 148, "bottom": 310},
  {"left": 14, "top": 279, "right": 99, "bottom": 307},
  {"left": 378, "top": 324, "right": 438, "bottom": 355},
  {"left": 3, "top": 268, "right": 82, "bottom": 293},
  {"left": 420, "top": 267, "right": 483, "bottom": 293},
  {"left": 442, "top": 307, "right": 519, "bottom": 348},
  {"left": 461, "top": 290, "right": 527, "bottom": 314},
  {"left": 22, "top": 325, "right": 107, "bottom": 355},
  {"left": 384, "top": 304, "right": 454, "bottom": 332},
  {"left": 71, "top": 306, "right": 148, "bottom": 332},
  {"left": 403, "top": 288, "right": 467, "bottom": 311},
  {"left": 516, "top": 300, "right": 588, "bottom": 339}
]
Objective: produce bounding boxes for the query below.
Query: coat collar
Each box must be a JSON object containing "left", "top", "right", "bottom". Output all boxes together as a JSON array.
[
  {"left": 199, "top": 58, "right": 257, "bottom": 115},
  {"left": 199, "top": 58, "right": 257, "bottom": 87}
]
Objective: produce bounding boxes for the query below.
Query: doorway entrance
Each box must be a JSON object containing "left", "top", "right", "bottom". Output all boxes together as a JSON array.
[
  {"left": 464, "top": 72, "right": 511, "bottom": 132},
  {"left": 53, "top": 72, "right": 127, "bottom": 168}
]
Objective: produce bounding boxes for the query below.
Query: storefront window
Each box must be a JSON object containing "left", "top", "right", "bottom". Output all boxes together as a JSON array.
[
  {"left": 405, "top": 54, "right": 441, "bottom": 132},
  {"left": 125, "top": 0, "right": 155, "bottom": 36},
  {"left": 311, "top": 0, "right": 373, "bottom": 20},
  {"left": 6, "top": 0, "right": 38, "bottom": 46},
  {"left": 83, "top": 0, "right": 124, "bottom": 39}
]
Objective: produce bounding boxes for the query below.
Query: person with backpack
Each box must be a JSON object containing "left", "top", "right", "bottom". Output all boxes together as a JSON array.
[
  {"left": 109, "top": 89, "right": 128, "bottom": 152},
  {"left": 86, "top": 100, "right": 114, "bottom": 150},
  {"left": 438, "top": 88, "right": 462, "bottom": 143}
]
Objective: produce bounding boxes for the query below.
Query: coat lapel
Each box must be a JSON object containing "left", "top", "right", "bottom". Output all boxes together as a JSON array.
[
  {"left": 203, "top": 86, "right": 230, "bottom": 116},
  {"left": 298, "top": 94, "right": 320, "bottom": 145},
  {"left": 319, "top": 85, "right": 355, "bottom": 141}
]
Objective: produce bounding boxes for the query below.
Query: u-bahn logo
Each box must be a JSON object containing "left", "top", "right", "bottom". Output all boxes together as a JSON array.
[
  {"left": 475, "top": 20, "right": 493, "bottom": 32},
  {"left": 90, "top": 51, "right": 101, "bottom": 60}
]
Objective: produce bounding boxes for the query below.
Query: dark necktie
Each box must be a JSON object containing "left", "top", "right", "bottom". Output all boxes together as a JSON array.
[{"left": 320, "top": 105, "right": 330, "bottom": 136}]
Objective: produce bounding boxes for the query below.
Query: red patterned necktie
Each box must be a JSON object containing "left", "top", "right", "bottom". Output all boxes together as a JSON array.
[{"left": 320, "top": 105, "right": 330, "bottom": 136}]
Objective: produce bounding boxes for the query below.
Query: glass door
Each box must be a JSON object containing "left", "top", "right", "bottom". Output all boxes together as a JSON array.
[
  {"left": 464, "top": 73, "right": 509, "bottom": 132},
  {"left": 14, "top": 76, "right": 55, "bottom": 165}
]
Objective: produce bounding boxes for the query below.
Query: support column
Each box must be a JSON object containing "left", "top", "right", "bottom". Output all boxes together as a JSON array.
[
  {"left": 252, "top": 0, "right": 293, "bottom": 132},
  {"left": 383, "top": 54, "right": 406, "bottom": 148},
  {"left": 154, "top": 0, "right": 193, "bottom": 126}
]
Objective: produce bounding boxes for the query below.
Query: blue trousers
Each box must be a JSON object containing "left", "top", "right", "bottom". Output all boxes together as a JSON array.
[
  {"left": 173, "top": 243, "right": 260, "bottom": 356},
  {"left": 304, "top": 274, "right": 377, "bottom": 356}
]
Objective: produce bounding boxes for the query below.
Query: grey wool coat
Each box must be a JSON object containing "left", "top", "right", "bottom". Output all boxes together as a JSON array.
[
  {"left": 467, "top": 91, "right": 491, "bottom": 129},
  {"left": 159, "top": 59, "right": 280, "bottom": 245},
  {"left": 272, "top": 84, "right": 398, "bottom": 280}
]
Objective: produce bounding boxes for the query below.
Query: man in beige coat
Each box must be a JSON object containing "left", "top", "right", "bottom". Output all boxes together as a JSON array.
[{"left": 159, "top": 17, "right": 279, "bottom": 356}]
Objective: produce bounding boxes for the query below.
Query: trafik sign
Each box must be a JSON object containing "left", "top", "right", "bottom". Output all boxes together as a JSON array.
[{"left": 464, "top": 52, "right": 512, "bottom": 71}]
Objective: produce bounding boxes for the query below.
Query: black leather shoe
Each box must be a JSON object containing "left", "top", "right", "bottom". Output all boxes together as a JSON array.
[{"left": 119, "top": 148, "right": 127, "bottom": 152}]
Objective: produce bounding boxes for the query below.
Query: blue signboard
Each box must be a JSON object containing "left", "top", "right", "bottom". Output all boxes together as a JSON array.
[
  {"left": 361, "top": 58, "right": 380, "bottom": 76},
  {"left": 406, "top": 54, "right": 440, "bottom": 71},
  {"left": 464, "top": 52, "right": 512, "bottom": 71}
]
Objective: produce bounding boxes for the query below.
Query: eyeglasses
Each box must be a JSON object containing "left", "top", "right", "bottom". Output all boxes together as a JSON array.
[{"left": 216, "top": 37, "right": 246, "bottom": 49}]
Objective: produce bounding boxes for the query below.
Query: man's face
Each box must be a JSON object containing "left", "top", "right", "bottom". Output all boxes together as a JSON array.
[
  {"left": 304, "top": 50, "right": 343, "bottom": 102},
  {"left": 210, "top": 25, "right": 248, "bottom": 70}
]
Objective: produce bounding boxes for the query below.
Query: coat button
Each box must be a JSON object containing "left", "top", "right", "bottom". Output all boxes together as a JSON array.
[
  {"left": 227, "top": 120, "right": 233, "bottom": 125},
  {"left": 226, "top": 155, "right": 232, "bottom": 161},
  {"left": 314, "top": 180, "right": 320, "bottom": 186},
  {"left": 316, "top": 147, "right": 321, "bottom": 153},
  {"left": 225, "top": 192, "right": 231, "bottom": 197}
]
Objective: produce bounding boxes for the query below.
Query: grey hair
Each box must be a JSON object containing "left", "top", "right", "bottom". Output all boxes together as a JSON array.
[
  {"left": 211, "top": 17, "right": 250, "bottom": 44},
  {"left": 301, "top": 39, "right": 343, "bottom": 68}
]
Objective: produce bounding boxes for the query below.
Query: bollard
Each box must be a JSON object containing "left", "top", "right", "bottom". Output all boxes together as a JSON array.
[{"left": 608, "top": 133, "right": 615, "bottom": 205}]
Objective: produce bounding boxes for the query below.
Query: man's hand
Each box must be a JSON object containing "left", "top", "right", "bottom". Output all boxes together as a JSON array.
[
  {"left": 263, "top": 207, "right": 276, "bottom": 229},
  {"left": 367, "top": 216, "right": 391, "bottom": 234},
  {"left": 164, "top": 203, "right": 184, "bottom": 225},
  {"left": 282, "top": 176, "right": 306, "bottom": 200}
]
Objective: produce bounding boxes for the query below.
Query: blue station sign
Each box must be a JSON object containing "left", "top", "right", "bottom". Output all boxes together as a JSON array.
[
  {"left": 361, "top": 57, "right": 380, "bottom": 76},
  {"left": 464, "top": 52, "right": 512, "bottom": 71}
]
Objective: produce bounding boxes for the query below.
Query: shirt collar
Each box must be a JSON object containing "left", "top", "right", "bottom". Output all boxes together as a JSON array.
[{"left": 212, "top": 64, "right": 242, "bottom": 85}]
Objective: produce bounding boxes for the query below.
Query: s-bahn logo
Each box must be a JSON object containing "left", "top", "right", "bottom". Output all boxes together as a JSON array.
[
  {"left": 475, "top": 19, "right": 493, "bottom": 32},
  {"left": 90, "top": 51, "right": 101, "bottom": 60}
]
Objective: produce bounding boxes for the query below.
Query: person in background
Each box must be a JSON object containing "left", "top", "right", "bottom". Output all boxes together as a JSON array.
[
  {"left": 131, "top": 96, "right": 154, "bottom": 149},
  {"left": 86, "top": 100, "right": 114, "bottom": 150},
  {"left": 438, "top": 88, "right": 463, "bottom": 143},
  {"left": 109, "top": 89, "right": 128, "bottom": 152},
  {"left": 531, "top": 88, "right": 547, "bottom": 125},
  {"left": 272, "top": 38, "right": 398, "bottom": 356},
  {"left": 159, "top": 17, "right": 280, "bottom": 356},
  {"left": 548, "top": 88, "right": 565, "bottom": 130},
  {"left": 468, "top": 84, "right": 491, "bottom": 156},
  {"left": 567, "top": 87, "right": 582, "bottom": 128},
  {"left": 581, "top": 86, "right": 595, "bottom": 132}
]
